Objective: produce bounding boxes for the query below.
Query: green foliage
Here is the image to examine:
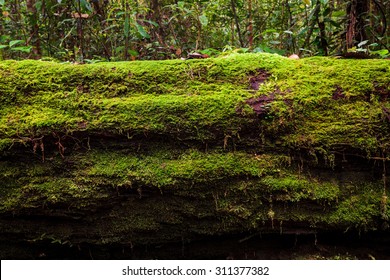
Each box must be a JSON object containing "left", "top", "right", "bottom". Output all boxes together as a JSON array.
[
  {"left": 0, "top": 0, "right": 387, "bottom": 61},
  {"left": 0, "top": 39, "right": 32, "bottom": 54}
]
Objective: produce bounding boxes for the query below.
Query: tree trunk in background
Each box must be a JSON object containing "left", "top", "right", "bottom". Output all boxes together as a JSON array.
[
  {"left": 26, "top": 0, "right": 41, "bottom": 57},
  {"left": 283, "top": 0, "right": 296, "bottom": 54},
  {"left": 76, "top": 0, "right": 84, "bottom": 62},
  {"left": 123, "top": 0, "right": 130, "bottom": 61},
  {"left": 149, "top": 0, "right": 165, "bottom": 46},
  {"left": 92, "top": 0, "right": 112, "bottom": 59},
  {"left": 301, "top": 0, "right": 321, "bottom": 54},
  {"left": 248, "top": 0, "right": 253, "bottom": 50},
  {"left": 317, "top": 3, "right": 328, "bottom": 56},
  {"left": 0, "top": 3, "right": 3, "bottom": 37},
  {"left": 371, "top": 0, "right": 387, "bottom": 39},
  {"left": 346, "top": 0, "right": 369, "bottom": 49},
  {"left": 230, "top": 0, "right": 244, "bottom": 47}
]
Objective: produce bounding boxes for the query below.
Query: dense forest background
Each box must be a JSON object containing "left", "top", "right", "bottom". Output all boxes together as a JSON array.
[{"left": 0, "top": 0, "right": 389, "bottom": 62}]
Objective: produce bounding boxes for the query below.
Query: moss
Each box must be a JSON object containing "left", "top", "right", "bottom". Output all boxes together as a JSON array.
[
  {"left": 83, "top": 149, "right": 285, "bottom": 188},
  {"left": 1, "top": 54, "right": 390, "bottom": 248},
  {"left": 1, "top": 54, "right": 389, "bottom": 154},
  {"left": 261, "top": 174, "right": 340, "bottom": 202},
  {"left": 0, "top": 147, "right": 287, "bottom": 212}
]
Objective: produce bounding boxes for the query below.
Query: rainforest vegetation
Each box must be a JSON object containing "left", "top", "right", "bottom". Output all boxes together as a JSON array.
[{"left": 0, "top": 0, "right": 389, "bottom": 61}]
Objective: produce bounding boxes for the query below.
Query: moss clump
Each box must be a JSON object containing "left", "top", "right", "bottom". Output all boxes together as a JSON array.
[
  {"left": 0, "top": 54, "right": 390, "bottom": 250},
  {"left": 83, "top": 149, "right": 285, "bottom": 188},
  {"left": 261, "top": 175, "right": 340, "bottom": 202},
  {"left": 1, "top": 54, "right": 389, "bottom": 154}
]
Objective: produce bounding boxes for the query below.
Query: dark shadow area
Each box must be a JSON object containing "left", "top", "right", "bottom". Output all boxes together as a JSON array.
[{"left": 2, "top": 231, "right": 389, "bottom": 260}]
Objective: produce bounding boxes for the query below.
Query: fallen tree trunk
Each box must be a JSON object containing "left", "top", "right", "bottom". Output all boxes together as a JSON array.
[{"left": 0, "top": 53, "right": 389, "bottom": 258}]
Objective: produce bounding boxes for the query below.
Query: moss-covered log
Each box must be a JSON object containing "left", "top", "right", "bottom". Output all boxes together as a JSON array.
[{"left": 1, "top": 53, "right": 390, "bottom": 258}]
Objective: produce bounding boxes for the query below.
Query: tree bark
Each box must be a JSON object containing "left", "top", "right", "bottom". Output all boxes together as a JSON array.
[
  {"left": 26, "top": 0, "right": 41, "bottom": 57},
  {"left": 248, "top": 0, "right": 253, "bottom": 50},
  {"left": 346, "top": 0, "right": 369, "bottom": 49},
  {"left": 76, "top": 0, "right": 84, "bottom": 62},
  {"left": 230, "top": 0, "right": 244, "bottom": 47},
  {"left": 149, "top": 0, "right": 165, "bottom": 46},
  {"left": 300, "top": 0, "right": 321, "bottom": 54},
  {"left": 317, "top": 8, "right": 328, "bottom": 56}
]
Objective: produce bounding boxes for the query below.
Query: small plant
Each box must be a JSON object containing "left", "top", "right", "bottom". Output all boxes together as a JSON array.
[
  {"left": 348, "top": 41, "right": 389, "bottom": 59},
  {"left": 0, "top": 39, "right": 32, "bottom": 55}
]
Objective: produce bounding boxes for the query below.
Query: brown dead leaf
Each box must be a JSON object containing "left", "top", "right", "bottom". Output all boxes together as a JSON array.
[{"left": 71, "top": 13, "right": 89, "bottom": 19}]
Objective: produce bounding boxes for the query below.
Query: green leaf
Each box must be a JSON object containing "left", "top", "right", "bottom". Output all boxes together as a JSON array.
[
  {"left": 80, "top": 0, "right": 92, "bottom": 12},
  {"left": 332, "top": 10, "right": 346, "bottom": 18},
  {"left": 263, "top": 29, "right": 277, "bottom": 34},
  {"left": 370, "top": 49, "right": 389, "bottom": 58},
  {"left": 143, "top": 20, "right": 159, "bottom": 27},
  {"left": 323, "top": 7, "right": 331, "bottom": 17},
  {"left": 177, "top": 1, "right": 185, "bottom": 9},
  {"left": 10, "top": 46, "right": 32, "bottom": 53},
  {"left": 324, "top": 18, "right": 341, "bottom": 28},
  {"left": 199, "top": 14, "right": 208, "bottom": 27},
  {"left": 252, "top": 47, "right": 264, "bottom": 53},
  {"left": 0, "top": 0, "right": 5, "bottom": 6},
  {"left": 298, "top": 27, "right": 308, "bottom": 36},
  {"left": 128, "top": 50, "right": 139, "bottom": 57},
  {"left": 84, "top": 59, "right": 103, "bottom": 64},
  {"left": 136, "top": 23, "right": 150, "bottom": 39},
  {"left": 35, "top": 1, "right": 43, "bottom": 11},
  {"left": 200, "top": 48, "right": 220, "bottom": 56},
  {"left": 0, "top": 45, "right": 8, "bottom": 49},
  {"left": 299, "top": 48, "right": 313, "bottom": 53},
  {"left": 115, "top": 46, "right": 125, "bottom": 54},
  {"left": 0, "top": 35, "right": 10, "bottom": 43},
  {"left": 358, "top": 40, "right": 369, "bottom": 48},
  {"left": 237, "top": 48, "right": 249, "bottom": 53},
  {"left": 9, "top": 40, "right": 24, "bottom": 48}
]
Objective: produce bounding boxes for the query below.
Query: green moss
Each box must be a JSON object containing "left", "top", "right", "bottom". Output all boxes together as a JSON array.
[
  {"left": 83, "top": 149, "right": 285, "bottom": 188},
  {"left": 321, "top": 182, "right": 389, "bottom": 227},
  {"left": 1, "top": 54, "right": 389, "bottom": 155},
  {"left": 1, "top": 54, "right": 390, "bottom": 246},
  {"left": 261, "top": 174, "right": 340, "bottom": 202}
]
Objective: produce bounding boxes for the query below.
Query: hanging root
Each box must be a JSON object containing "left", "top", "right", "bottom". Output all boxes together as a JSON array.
[
  {"left": 32, "top": 136, "right": 45, "bottom": 162},
  {"left": 53, "top": 133, "right": 65, "bottom": 159}
]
